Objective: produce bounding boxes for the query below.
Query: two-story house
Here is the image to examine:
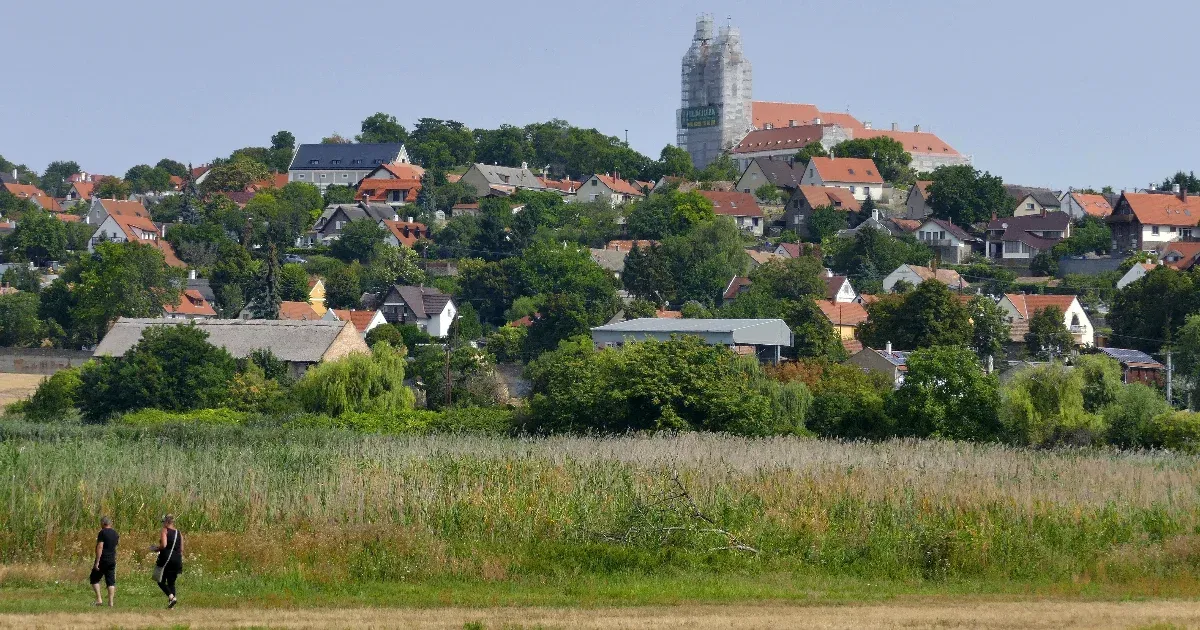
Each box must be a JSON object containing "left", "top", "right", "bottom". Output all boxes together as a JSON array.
[
  {"left": 782, "top": 185, "right": 860, "bottom": 238},
  {"left": 459, "top": 163, "right": 546, "bottom": 197},
  {"left": 799, "top": 157, "right": 884, "bottom": 202},
  {"left": 1013, "top": 190, "right": 1063, "bottom": 216},
  {"left": 905, "top": 180, "right": 933, "bottom": 220},
  {"left": 578, "top": 173, "right": 646, "bottom": 206},
  {"left": 355, "top": 161, "right": 425, "bottom": 206},
  {"left": 696, "top": 190, "right": 764, "bottom": 235},
  {"left": 380, "top": 219, "right": 429, "bottom": 248},
  {"left": 735, "top": 157, "right": 805, "bottom": 196},
  {"left": 84, "top": 198, "right": 149, "bottom": 225},
  {"left": 88, "top": 213, "right": 185, "bottom": 267},
  {"left": 1061, "top": 191, "right": 1114, "bottom": 220},
  {"left": 998, "top": 293, "right": 1094, "bottom": 347},
  {"left": 288, "top": 143, "right": 409, "bottom": 190},
  {"left": 306, "top": 202, "right": 400, "bottom": 246},
  {"left": 380, "top": 285, "right": 457, "bottom": 338},
  {"left": 914, "top": 218, "right": 978, "bottom": 264},
  {"left": 1107, "top": 190, "right": 1200, "bottom": 252},
  {"left": 984, "top": 212, "right": 1071, "bottom": 261}
]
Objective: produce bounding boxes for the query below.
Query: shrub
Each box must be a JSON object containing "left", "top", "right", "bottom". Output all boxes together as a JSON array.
[
  {"left": 284, "top": 407, "right": 512, "bottom": 435},
  {"left": 1104, "top": 383, "right": 1170, "bottom": 449},
  {"left": 888, "top": 346, "right": 1002, "bottom": 441},
  {"left": 1145, "top": 411, "right": 1200, "bottom": 452},
  {"left": 1074, "top": 354, "right": 1123, "bottom": 413},
  {"left": 799, "top": 361, "right": 894, "bottom": 439},
  {"left": 24, "top": 368, "right": 82, "bottom": 422},
  {"left": 364, "top": 323, "right": 406, "bottom": 350},
  {"left": 485, "top": 326, "right": 527, "bottom": 364},
  {"left": 1000, "top": 363, "right": 1103, "bottom": 447},
  {"left": 291, "top": 343, "right": 414, "bottom": 417},
  {"left": 118, "top": 408, "right": 249, "bottom": 427}
]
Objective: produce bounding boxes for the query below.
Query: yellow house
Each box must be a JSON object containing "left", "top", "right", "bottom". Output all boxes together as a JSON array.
[
  {"left": 307, "top": 278, "right": 327, "bottom": 315},
  {"left": 815, "top": 299, "right": 869, "bottom": 353}
]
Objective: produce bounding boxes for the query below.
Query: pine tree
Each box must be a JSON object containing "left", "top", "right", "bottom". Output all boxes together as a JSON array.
[
  {"left": 180, "top": 163, "right": 200, "bottom": 224},
  {"left": 252, "top": 243, "right": 282, "bottom": 319}
]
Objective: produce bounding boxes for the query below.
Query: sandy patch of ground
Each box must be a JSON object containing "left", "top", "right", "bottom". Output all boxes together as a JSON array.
[
  {"left": 2, "top": 600, "right": 1200, "bottom": 629},
  {"left": 0, "top": 373, "right": 43, "bottom": 407}
]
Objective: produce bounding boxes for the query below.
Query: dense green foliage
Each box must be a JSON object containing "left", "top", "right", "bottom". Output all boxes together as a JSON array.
[
  {"left": 292, "top": 343, "right": 414, "bottom": 417},
  {"left": 926, "top": 164, "right": 1013, "bottom": 226}
]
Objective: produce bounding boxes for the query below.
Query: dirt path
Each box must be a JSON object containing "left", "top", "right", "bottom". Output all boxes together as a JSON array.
[
  {"left": 0, "top": 373, "right": 42, "bottom": 407},
  {"left": 3, "top": 600, "right": 1200, "bottom": 629}
]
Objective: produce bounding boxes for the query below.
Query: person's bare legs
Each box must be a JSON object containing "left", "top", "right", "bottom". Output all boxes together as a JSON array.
[
  {"left": 107, "top": 585, "right": 115, "bottom": 607},
  {"left": 91, "top": 582, "right": 103, "bottom": 605}
]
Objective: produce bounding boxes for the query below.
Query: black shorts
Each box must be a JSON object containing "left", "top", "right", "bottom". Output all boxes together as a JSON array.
[{"left": 89, "top": 561, "right": 116, "bottom": 586}]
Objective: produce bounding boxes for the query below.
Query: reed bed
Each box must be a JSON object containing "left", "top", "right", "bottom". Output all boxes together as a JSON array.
[{"left": 2, "top": 422, "right": 1199, "bottom": 589}]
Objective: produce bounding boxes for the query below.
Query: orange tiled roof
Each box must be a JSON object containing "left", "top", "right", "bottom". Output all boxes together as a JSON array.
[
  {"left": 654, "top": 310, "right": 682, "bottom": 319},
  {"left": 591, "top": 174, "right": 645, "bottom": 197},
  {"left": 750, "top": 102, "right": 864, "bottom": 130},
  {"left": 3, "top": 183, "right": 49, "bottom": 199},
  {"left": 1117, "top": 192, "right": 1200, "bottom": 227},
  {"left": 163, "top": 289, "right": 216, "bottom": 317},
  {"left": 1068, "top": 192, "right": 1112, "bottom": 218},
  {"left": 279, "top": 301, "right": 322, "bottom": 320},
  {"left": 914, "top": 180, "right": 933, "bottom": 199},
  {"left": 380, "top": 163, "right": 426, "bottom": 180},
  {"left": 1005, "top": 294, "right": 1078, "bottom": 320},
  {"left": 99, "top": 199, "right": 150, "bottom": 219},
  {"left": 857, "top": 129, "right": 961, "bottom": 156},
  {"left": 73, "top": 181, "right": 95, "bottom": 199},
  {"left": 168, "top": 175, "right": 184, "bottom": 191},
  {"left": 808, "top": 157, "right": 883, "bottom": 184},
  {"left": 905, "top": 265, "right": 967, "bottom": 287},
  {"left": 1160, "top": 242, "right": 1200, "bottom": 270},
  {"left": 816, "top": 299, "right": 868, "bottom": 327},
  {"left": 357, "top": 178, "right": 421, "bottom": 203},
  {"left": 381, "top": 220, "right": 428, "bottom": 248},
  {"left": 890, "top": 218, "right": 921, "bottom": 232},
  {"left": 605, "top": 239, "right": 658, "bottom": 251},
  {"left": 55, "top": 213, "right": 82, "bottom": 223},
  {"left": 795, "top": 185, "right": 861, "bottom": 212},
  {"left": 539, "top": 177, "right": 581, "bottom": 193},
  {"left": 696, "top": 190, "right": 763, "bottom": 217},
  {"left": 329, "top": 309, "right": 380, "bottom": 332}
]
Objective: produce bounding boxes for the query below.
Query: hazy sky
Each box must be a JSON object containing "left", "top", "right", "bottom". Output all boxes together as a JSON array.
[{"left": 2, "top": 0, "right": 1196, "bottom": 190}]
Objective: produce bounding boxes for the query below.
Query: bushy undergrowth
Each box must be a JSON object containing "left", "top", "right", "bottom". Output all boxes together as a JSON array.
[{"left": 1, "top": 423, "right": 1199, "bottom": 590}]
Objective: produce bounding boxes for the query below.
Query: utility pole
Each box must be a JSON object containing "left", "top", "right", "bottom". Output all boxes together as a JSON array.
[{"left": 1167, "top": 349, "right": 1174, "bottom": 405}]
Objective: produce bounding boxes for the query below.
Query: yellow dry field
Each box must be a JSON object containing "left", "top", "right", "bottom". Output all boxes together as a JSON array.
[
  {"left": 3, "top": 600, "right": 1200, "bottom": 630},
  {"left": 0, "top": 373, "right": 42, "bottom": 407}
]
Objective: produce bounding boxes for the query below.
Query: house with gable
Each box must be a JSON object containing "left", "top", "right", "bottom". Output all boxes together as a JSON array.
[
  {"left": 1107, "top": 190, "right": 1200, "bottom": 251},
  {"left": 849, "top": 343, "right": 909, "bottom": 388},
  {"left": 162, "top": 289, "right": 217, "bottom": 320},
  {"left": 1013, "top": 190, "right": 1063, "bottom": 216},
  {"left": 914, "top": 217, "right": 978, "bottom": 263},
  {"left": 380, "top": 285, "right": 457, "bottom": 337},
  {"left": 355, "top": 160, "right": 425, "bottom": 206},
  {"left": 735, "top": 157, "right": 805, "bottom": 197},
  {"left": 782, "top": 185, "right": 860, "bottom": 238},
  {"left": 323, "top": 308, "right": 387, "bottom": 336},
  {"left": 460, "top": 163, "right": 546, "bottom": 198},
  {"left": 882, "top": 264, "right": 967, "bottom": 293},
  {"left": 730, "top": 123, "right": 850, "bottom": 172},
  {"left": 998, "top": 293, "right": 1094, "bottom": 347},
  {"left": 578, "top": 173, "right": 646, "bottom": 206},
  {"left": 1061, "top": 192, "right": 1114, "bottom": 220},
  {"left": 696, "top": 190, "right": 764, "bottom": 235},
  {"left": 288, "top": 143, "right": 409, "bottom": 190},
  {"left": 799, "top": 157, "right": 884, "bottom": 202},
  {"left": 88, "top": 213, "right": 184, "bottom": 267},
  {"left": 905, "top": 180, "right": 933, "bottom": 220},
  {"left": 85, "top": 198, "right": 148, "bottom": 226},
  {"left": 380, "top": 219, "right": 429, "bottom": 248},
  {"left": 984, "top": 212, "right": 1071, "bottom": 261},
  {"left": 3, "top": 183, "right": 62, "bottom": 212},
  {"left": 1116, "top": 262, "right": 1157, "bottom": 289},
  {"left": 816, "top": 299, "right": 868, "bottom": 354},
  {"left": 306, "top": 201, "right": 400, "bottom": 246}
]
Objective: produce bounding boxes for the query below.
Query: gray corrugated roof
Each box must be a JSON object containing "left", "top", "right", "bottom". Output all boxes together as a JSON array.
[
  {"left": 290, "top": 143, "right": 405, "bottom": 170},
  {"left": 593, "top": 318, "right": 783, "bottom": 333},
  {"left": 93, "top": 318, "right": 362, "bottom": 363}
]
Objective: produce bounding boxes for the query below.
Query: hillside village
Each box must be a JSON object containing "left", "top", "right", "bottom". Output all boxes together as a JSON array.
[{"left": 1, "top": 17, "right": 1198, "bottom": 448}]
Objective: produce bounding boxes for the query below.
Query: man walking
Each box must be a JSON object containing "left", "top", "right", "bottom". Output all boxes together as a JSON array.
[{"left": 89, "top": 516, "right": 119, "bottom": 607}]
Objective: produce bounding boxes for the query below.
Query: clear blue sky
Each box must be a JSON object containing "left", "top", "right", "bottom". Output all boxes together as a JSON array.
[{"left": 1, "top": 0, "right": 1195, "bottom": 191}]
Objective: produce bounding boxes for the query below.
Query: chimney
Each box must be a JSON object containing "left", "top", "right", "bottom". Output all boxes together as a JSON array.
[
  {"left": 10, "top": 169, "right": 15, "bottom": 180},
  {"left": 1182, "top": 187, "right": 1189, "bottom": 203},
  {"left": 891, "top": 123, "right": 898, "bottom": 131},
  {"left": 813, "top": 117, "right": 822, "bottom": 125},
  {"left": 872, "top": 208, "right": 879, "bottom": 222},
  {"left": 614, "top": 171, "right": 620, "bottom": 181},
  {"left": 913, "top": 124, "right": 921, "bottom": 132},
  {"left": 188, "top": 269, "right": 197, "bottom": 280},
  {"left": 863, "top": 121, "right": 872, "bottom": 130},
  {"left": 407, "top": 216, "right": 414, "bottom": 223},
  {"left": 521, "top": 161, "right": 528, "bottom": 170},
  {"left": 885, "top": 341, "right": 892, "bottom": 354},
  {"left": 1173, "top": 183, "right": 1181, "bottom": 194}
]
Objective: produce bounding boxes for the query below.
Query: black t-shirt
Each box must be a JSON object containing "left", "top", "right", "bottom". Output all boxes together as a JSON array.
[{"left": 96, "top": 528, "right": 119, "bottom": 563}]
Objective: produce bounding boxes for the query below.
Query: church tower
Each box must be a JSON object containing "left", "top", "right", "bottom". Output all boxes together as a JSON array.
[{"left": 677, "top": 15, "right": 753, "bottom": 171}]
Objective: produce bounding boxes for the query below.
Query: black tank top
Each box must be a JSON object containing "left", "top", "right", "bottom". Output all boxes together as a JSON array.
[{"left": 156, "top": 529, "right": 182, "bottom": 567}]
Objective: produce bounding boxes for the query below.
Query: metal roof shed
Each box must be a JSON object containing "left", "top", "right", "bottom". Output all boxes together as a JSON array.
[{"left": 590, "top": 318, "right": 793, "bottom": 362}]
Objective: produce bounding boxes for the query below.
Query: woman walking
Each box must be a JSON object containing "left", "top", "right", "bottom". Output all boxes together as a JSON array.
[{"left": 151, "top": 514, "right": 183, "bottom": 609}]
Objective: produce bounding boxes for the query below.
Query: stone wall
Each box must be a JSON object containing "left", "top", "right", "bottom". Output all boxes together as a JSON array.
[{"left": 0, "top": 348, "right": 93, "bottom": 375}]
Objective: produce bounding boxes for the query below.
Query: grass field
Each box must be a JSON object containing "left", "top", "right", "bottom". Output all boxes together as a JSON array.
[{"left": 2, "top": 421, "right": 1200, "bottom": 626}]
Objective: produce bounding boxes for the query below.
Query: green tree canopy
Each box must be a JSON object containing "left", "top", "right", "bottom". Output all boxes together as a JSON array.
[
  {"left": 793, "top": 141, "right": 829, "bottom": 165},
  {"left": 5, "top": 207, "right": 66, "bottom": 265},
  {"left": 356, "top": 112, "right": 408, "bottom": 144},
  {"left": 926, "top": 164, "right": 1013, "bottom": 226},
  {"left": 40, "top": 160, "right": 81, "bottom": 197},
  {"left": 1025, "top": 306, "right": 1074, "bottom": 359},
  {"left": 831, "top": 136, "right": 914, "bottom": 185},
  {"left": 292, "top": 342, "right": 413, "bottom": 417},
  {"left": 888, "top": 345, "right": 1002, "bottom": 441},
  {"left": 1109, "top": 266, "right": 1196, "bottom": 352},
  {"left": 807, "top": 205, "right": 849, "bottom": 243},
  {"left": 858, "top": 280, "right": 972, "bottom": 350}
]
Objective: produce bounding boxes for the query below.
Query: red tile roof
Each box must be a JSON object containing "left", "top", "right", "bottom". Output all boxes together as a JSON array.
[
  {"left": 751, "top": 102, "right": 864, "bottom": 130},
  {"left": 1004, "top": 294, "right": 1079, "bottom": 320},
  {"left": 1117, "top": 192, "right": 1200, "bottom": 227},
  {"left": 914, "top": 180, "right": 933, "bottom": 199},
  {"left": 857, "top": 129, "right": 961, "bottom": 156},
  {"left": 357, "top": 178, "right": 421, "bottom": 203},
  {"left": 168, "top": 175, "right": 184, "bottom": 191},
  {"left": 279, "top": 301, "right": 322, "bottom": 320},
  {"left": 890, "top": 218, "right": 921, "bottom": 232},
  {"left": 55, "top": 213, "right": 82, "bottom": 223},
  {"left": 3, "top": 183, "right": 56, "bottom": 209},
  {"left": 732, "top": 124, "right": 830, "bottom": 154},
  {"left": 380, "top": 163, "right": 426, "bottom": 180},
  {"left": 1160, "top": 242, "right": 1200, "bottom": 270},
  {"left": 72, "top": 181, "right": 95, "bottom": 200},
  {"left": 163, "top": 289, "right": 216, "bottom": 317},
  {"left": 808, "top": 157, "right": 883, "bottom": 184},
  {"left": 539, "top": 177, "right": 581, "bottom": 193},
  {"left": 655, "top": 310, "right": 682, "bottom": 319},
  {"left": 904, "top": 265, "right": 967, "bottom": 287},
  {"left": 795, "top": 185, "right": 861, "bottom": 212},
  {"left": 1068, "top": 192, "right": 1112, "bottom": 218},
  {"left": 99, "top": 199, "right": 150, "bottom": 219},
  {"left": 590, "top": 174, "right": 645, "bottom": 198},
  {"left": 381, "top": 220, "right": 429, "bottom": 248},
  {"left": 823, "top": 274, "right": 853, "bottom": 300},
  {"left": 816, "top": 299, "right": 868, "bottom": 327},
  {"left": 696, "top": 190, "right": 763, "bottom": 217},
  {"left": 604, "top": 239, "right": 658, "bottom": 251},
  {"left": 723, "top": 276, "right": 753, "bottom": 301},
  {"left": 329, "top": 309, "right": 380, "bottom": 332}
]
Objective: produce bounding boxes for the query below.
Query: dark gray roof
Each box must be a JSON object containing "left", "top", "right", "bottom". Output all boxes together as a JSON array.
[
  {"left": 93, "top": 318, "right": 366, "bottom": 363},
  {"left": 872, "top": 348, "right": 910, "bottom": 367},
  {"left": 1098, "top": 347, "right": 1163, "bottom": 368},
  {"left": 923, "top": 218, "right": 978, "bottom": 242},
  {"left": 987, "top": 212, "right": 1071, "bottom": 232},
  {"left": 290, "top": 143, "right": 406, "bottom": 171},
  {"left": 186, "top": 278, "right": 216, "bottom": 305},
  {"left": 0, "top": 172, "right": 15, "bottom": 184},
  {"left": 589, "top": 248, "right": 628, "bottom": 273},
  {"left": 386, "top": 285, "right": 453, "bottom": 319},
  {"left": 319, "top": 202, "right": 398, "bottom": 227},
  {"left": 1028, "top": 190, "right": 1062, "bottom": 208},
  {"left": 1004, "top": 185, "right": 1062, "bottom": 207},
  {"left": 468, "top": 164, "right": 545, "bottom": 189},
  {"left": 752, "top": 158, "right": 804, "bottom": 189}
]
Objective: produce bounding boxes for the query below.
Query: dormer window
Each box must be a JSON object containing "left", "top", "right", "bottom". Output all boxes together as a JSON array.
[
  {"left": 351, "top": 159, "right": 363, "bottom": 165},
  {"left": 308, "top": 159, "right": 319, "bottom": 165},
  {"left": 848, "top": 169, "right": 856, "bottom": 175},
  {"left": 373, "top": 159, "right": 382, "bottom": 164},
  {"left": 330, "top": 160, "right": 342, "bottom": 166}
]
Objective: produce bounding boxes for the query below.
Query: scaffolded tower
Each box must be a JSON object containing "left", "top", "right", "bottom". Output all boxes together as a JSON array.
[{"left": 677, "top": 15, "right": 753, "bottom": 171}]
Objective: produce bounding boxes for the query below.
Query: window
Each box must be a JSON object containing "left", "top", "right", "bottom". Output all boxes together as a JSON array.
[
  {"left": 850, "top": 186, "right": 857, "bottom": 194},
  {"left": 743, "top": 189, "right": 750, "bottom": 193},
  {"left": 351, "top": 159, "right": 363, "bottom": 165},
  {"left": 335, "top": 221, "right": 344, "bottom": 230},
  {"left": 1152, "top": 226, "right": 1160, "bottom": 235},
  {"left": 297, "top": 174, "right": 306, "bottom": 180},
  {"left": 342, "top": 174, "right": 348, "bottom": 178},
  {"left": 1184, "top": 229, "right": 1193, "bottom": 238},
  {"left": 321, "top": 174, "right": 326, "bottom": 179},
  {"left": 373, "top": 159, "right": 382, "bottom": 164},
  {"left": 848, "top": 168, "right": 856, "bottom": 175},
  {"left": 794, "top": 215, "right": 804, "bottom": 224},
  {"left": 1171, "top": 226, "right": 1178, "bottom": 233},
  {"left": 330, "top": 159, "right": 341, "bottom": 165},
  {"left": 1027, "top": 203, "right": 1034, "bottom": 210},
  {"left": 1003, "top": 241, "right": 1031, "bottom": 254},
  {"left": 591, "top": 179, "right": 598, "bottom": 186},
  {"left": 309, "top": 159, "right": 319, "bottom": 165},
  {"left": 752, "top": 217, "right": 760, "bottom": 226}
]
